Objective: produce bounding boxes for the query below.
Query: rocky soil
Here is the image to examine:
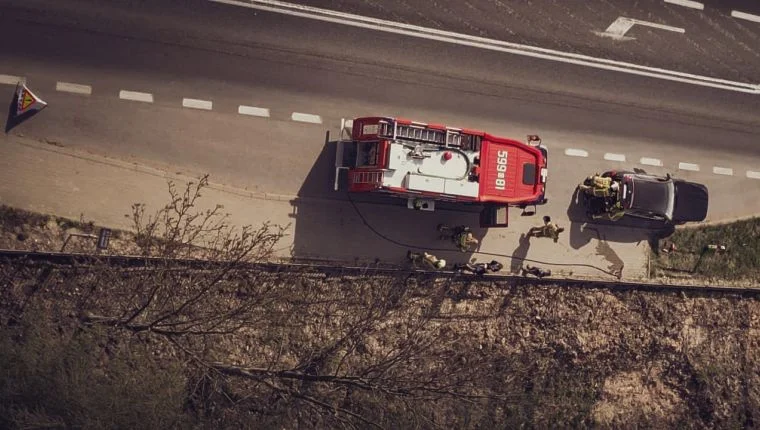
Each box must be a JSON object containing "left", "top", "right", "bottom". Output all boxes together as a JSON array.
[{"left": 1, "top": 205, "right": 758, "bottom": 428}]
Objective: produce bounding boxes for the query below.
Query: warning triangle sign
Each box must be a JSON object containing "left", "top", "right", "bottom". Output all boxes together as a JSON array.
[
  {"left": 20, "top": 89, "right": 35, "bottom": 110},
  {"left": 15, "top": 82, "right": 47, "bottom": 116}
]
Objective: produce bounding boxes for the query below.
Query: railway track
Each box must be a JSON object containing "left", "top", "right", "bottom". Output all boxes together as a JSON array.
[{"left": 0, "top": 249, "right": 755, "bottom": 295}]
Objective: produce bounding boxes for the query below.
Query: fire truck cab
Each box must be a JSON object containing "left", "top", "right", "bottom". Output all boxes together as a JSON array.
[{"left": 334, "top": 117, "right": 548, "bottom": 227}]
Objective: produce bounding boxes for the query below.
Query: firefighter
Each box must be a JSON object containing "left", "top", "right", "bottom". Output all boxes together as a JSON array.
[
  {"left": 593, "top": 200, "right": 625, "bottom": 221},
  {"left": 579, "top": 174, "right": 615, "bottom": 197},
  {"left": 437, "top": 224, "right": 480, "bottom": 252},
  {"left": 407, "top": 250, "right": 446, "bottom": 270},
  {"left": 454, "top": 230, "right": 479, "bottom": 253},
  {"left": 522, "top": 265, "right": 552, "bottom": 278},
  {"left": 527, "top": 216, "right": 564, "bottom": 242}
]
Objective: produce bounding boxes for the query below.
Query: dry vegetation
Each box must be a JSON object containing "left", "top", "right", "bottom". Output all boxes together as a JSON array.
[
  {"left": 652, "top": 217, "right": 760, "bottom": 284},
  {"left": 1, "top": 177, "right": 759, "bottom": 429}
]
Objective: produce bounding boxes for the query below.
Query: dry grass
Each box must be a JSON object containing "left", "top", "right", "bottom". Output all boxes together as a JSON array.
[
  {"left": 653, "top": 218, "right": 760, "bottom": 284},
  {"left": 0, "top": 205, "right": 133, "bottom": 254}
]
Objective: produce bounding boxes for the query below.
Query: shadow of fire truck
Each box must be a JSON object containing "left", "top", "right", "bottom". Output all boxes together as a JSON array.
[
  {"left": 289, "top": 138, "right": 486, "bottom": 266},
  {"left": 287, "top": 195, "right": 489, "bottom": 266}
]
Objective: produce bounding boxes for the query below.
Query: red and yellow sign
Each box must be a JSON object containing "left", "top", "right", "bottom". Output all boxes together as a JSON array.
[
  {"left": 19, "top": 88, "right": 35, "bottom": 111},
  {"left": 15, "top": 82, "right": 47, "bottom": 116}
]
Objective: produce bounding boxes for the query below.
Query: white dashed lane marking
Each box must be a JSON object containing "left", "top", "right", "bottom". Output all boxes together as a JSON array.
[
  {"left": 4, "top": 71, "right": 754, "bottom": 183},
  {"left": 119, "top": 90, "right": 154, "bottom": 103},
  {"left": 564, "top": 148, "right": 588, "bottom": 157},
  {"left": 183, "top": 98, "right": 213, "bottom": 110},
  {"left": 732, "top": 11, "right": 760, "bottom": 23},
  {"left": 55, "top": 81, "right": 92, "bottom": 95},
  {"left": 603, "top": 153, "right": 626, "bottom": 162},
  {"left": 664, "top": 0, "right": 704, "bottom": 10},
  {"left": 597, "top": 17, "right": 685, "bottom": 40},
  {"left": 639, "top": 157, "right": 663, "bottom": 167},
  {"left": 291, "top": 112, "right": 322, "bottom": 124},
  {"left": 0, "top": 74, "right": 23, "bottom": 85},
  {"left": 678, "top": 162, "right": 700, "bottom": 171},
  {"left": 238, "top": 105, "right": 270, "bottom": 117}
]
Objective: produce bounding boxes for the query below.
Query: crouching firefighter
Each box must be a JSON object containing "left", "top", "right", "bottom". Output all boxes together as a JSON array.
[
  {"left": 437, "top": 224, "right": 479, "bottom": 252},
  {"left": 593, "top": 200, "right": 625, "bottom": 221},
  {"left": 407, "top": 250, "right": 446, "bottom": 270}
]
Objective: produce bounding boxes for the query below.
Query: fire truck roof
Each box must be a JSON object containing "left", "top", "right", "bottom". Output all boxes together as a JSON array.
[
  {"left": 478, "top": 135, "right": 544, "bottom": 204},
  {"left": 345, "top": 117, "right": 547, "bottom": 206}
]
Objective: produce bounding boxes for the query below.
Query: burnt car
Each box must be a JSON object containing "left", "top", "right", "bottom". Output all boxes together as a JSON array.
[{"left": 582, "top": 170, "right": 708, "bottom": 224}]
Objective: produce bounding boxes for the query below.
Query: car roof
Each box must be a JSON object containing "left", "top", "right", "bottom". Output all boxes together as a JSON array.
[{"left": 626, "top": 174, "right": 671, "bottom": 216}]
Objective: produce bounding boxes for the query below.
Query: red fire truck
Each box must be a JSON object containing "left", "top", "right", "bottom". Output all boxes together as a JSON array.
[{"left": 334, "top": 116, "right": 548, "bottom": 227}]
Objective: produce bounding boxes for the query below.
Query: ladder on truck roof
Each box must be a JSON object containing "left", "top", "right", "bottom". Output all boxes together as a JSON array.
[
  {"left": 352, "top": 171, "right": 383, "bottom": 184},
  {"left": 378, "top": 119, "right": 465, "bottom": 147}
]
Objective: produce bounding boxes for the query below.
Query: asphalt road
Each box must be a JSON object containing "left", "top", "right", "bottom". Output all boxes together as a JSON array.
[
  {"left": 0, "top": 0, "right": 759, "bottom": 222},
  {"left": 294, "top": 0, "right": 760, "bottom": 83}
]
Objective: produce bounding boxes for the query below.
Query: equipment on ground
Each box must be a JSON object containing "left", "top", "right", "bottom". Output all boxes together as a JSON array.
[{"left": 522, "top": 265, "right": 551, "bottom": 278}]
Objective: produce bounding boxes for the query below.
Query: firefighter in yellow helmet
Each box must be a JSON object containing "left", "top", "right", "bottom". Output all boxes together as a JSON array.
[
  {"left": 407, "top": 250, "right": 447, "bottom": 270},
  {"left": 437, "top": 224, "right": 479, "bottom": 253},
  {"left": 593, "top": 199, "right": 625, "bottom": 221},
  {"left": 527, "top": 216, "right": 565, "bottom": 243},
  {"left": 579, "top": 174, "right": 618, "bottom": 198},
  {"left": 454, "top": 230, "right": 479, "bottom": 253}
]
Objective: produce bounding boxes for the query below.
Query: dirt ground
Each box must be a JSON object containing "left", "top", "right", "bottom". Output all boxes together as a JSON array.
[
  {"left": 0, "top": 205, "right": 138, "bottom": 255},
  {"left": 1, "top": 204, "right": 760, "bottom": 428}
]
